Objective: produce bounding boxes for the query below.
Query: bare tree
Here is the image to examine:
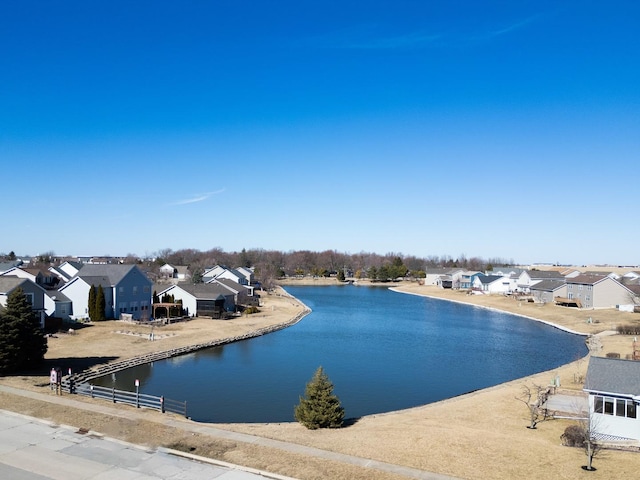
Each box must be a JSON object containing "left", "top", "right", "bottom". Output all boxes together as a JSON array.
[
  {"left": 561, "top": 408, "right": 603, "bottom": 471},
  {"left": 515, "top": 383, "right": 550, "bottom": 429}
]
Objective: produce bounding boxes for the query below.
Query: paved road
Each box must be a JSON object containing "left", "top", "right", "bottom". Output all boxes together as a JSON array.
[{"left": 0, "top": 409, "right": 289, "bottom": 480}]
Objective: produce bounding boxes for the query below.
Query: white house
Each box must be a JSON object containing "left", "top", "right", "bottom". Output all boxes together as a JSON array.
[
  {"left": 583, "top": 356, "right": 640, "bottom": 443},
  {"left": 44, "top": 290, "right": 73, "bottom": 320},
  {"left": 472, "top": 275, "right": 515, "bottom": 294},
  {"left": 59, "top": 264, "right": 152, "bottom": 320},
  {"left": 156, "top": 283, "right": 236, "bottom": 317},
  {"left": 236, "top": 266, "right": 255, "bottom": 285}
]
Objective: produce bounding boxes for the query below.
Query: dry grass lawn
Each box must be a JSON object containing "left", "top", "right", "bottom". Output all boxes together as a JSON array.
[{"left": 1, "top": 282, "right": 640, "bottom": 479}]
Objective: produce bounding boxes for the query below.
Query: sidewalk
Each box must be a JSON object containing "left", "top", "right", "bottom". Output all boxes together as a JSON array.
[
  {"left": 0, "top": 384, "right": 457, "bottom": 480},
  {"left": 0, "top": 408, "right": 292, "bottom": 480}
]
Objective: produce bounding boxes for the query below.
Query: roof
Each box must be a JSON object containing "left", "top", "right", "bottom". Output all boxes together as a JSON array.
[
  {"left": 529, "top": 279, "right": 566, "bottom": 292},
  {"left": 169, "top": 283, "right": 234, "bottom": 300},
  {"left": 527, "top": 270, "right": 565, "bottom": 280},
  {"left": 0, "top": 276, "right": 30, "bottom": 293},
  {"left": 476, "top": 275, "right": 506, "bottom": 285},
  {"left": 45, "top": 290, "right": 71, "bottom": 302},
  {"left": 212, "top": 278, "right": 250, "bottom": 293},
  {"left": 567, "top": 274, "right": 607, "bottom": 285},
  {"left": 76, "top": 264, "right": 144, "bottom": 286},
  {"left": 584, "top": 356, "right": 640, "bottom": 397}
]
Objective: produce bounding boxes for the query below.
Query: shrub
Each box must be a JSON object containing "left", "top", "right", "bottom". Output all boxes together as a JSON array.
[
  {"left": 616, "top": 324, "right": 640, "bottom": 335},
  {"left": 605, "top": 352, "right": 620, "bottom": 358},
  {"left": 561, "top": 424, "right": 586, "bottom": 447},
  {"left": 243, "top": 306, "right": 260, "bottom": 315}
]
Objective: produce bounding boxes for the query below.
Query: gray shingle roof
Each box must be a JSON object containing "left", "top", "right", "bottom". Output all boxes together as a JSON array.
[
  {"left": 173, "top": 283, "right": 233, "bottom": 300},
  {"left": 0, "top": 276, "right": 29, "bottom": 293},
  {"left": 528, "top": 270, "right": 564, "bottom": 280},
  {"left": 584, "top": 356, "right": 640, "bottom": 397},
  {"left": 77, "top": 264, "right": 138, "bottom": 285},
  {"left": 529, "top": 279, "right": 566, "bottom": 292}
]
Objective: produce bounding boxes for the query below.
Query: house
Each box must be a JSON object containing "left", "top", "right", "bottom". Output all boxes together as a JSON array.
[
  {"left": 209, "top": 278, "right": 256, "bottom": 306},
  {"left": 59, "top": 264, "right": 152, "bottom": 320},
  {"left": 583, "top": 356, "right": 640, "bottom": 443},
  {"left": 529, "top": 279, "right": 567, "bottom": 304},
  {"left": 0, "top": 266, "right": 60, "bottom": 290},
  {"left": 48, "top": 260, "right": 83, "bottom": 282},
  {"left": 159, "top": 263, "right": 190, "bottom": 282},
  {"left": 423, "top": 268, "right": 464, "bottom": 287},
  {"left": 0, "top": 277, "right": 46, "bottom": 328},
  {"left": 44, "top": 290, "right": 73, "bottom": 321},
  {"left": 565, "top": 274, "right": 636, "bottom": 309},
  {"left": 156, "top": 283, "right": 236, "bottom": 318},
  {"left": 236, "top": 266, "right": 255, "bottom": 285},
  {"left": 202, "top": 265, "right": 228, "bottom": 282},
  {"left": 457, "top": 271, "right": 484, "bottom": 289},
  {"left": 472, "top": 275, "right": 515, "bottom": 294},
  {"left": 516, "top": 270, "right": 565, "bottom": 293}
]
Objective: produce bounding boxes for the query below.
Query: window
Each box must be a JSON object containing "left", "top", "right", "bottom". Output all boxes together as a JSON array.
[
  {"left": 119, "top": 287, "right": 124, "bottom": 294},
  {"left": 594, "top": 395, "right": 637, "bottom": 418},
  {"left": 604, "top": 397, "right": 614, "bottom": 415},
  {"left": 133, "top": 286, "right": 138, "bottom": 295},
  {"left": 627, "top": 402, "right": 637, "bottom": 419},
  {"left": 24, "top": 293, "right": 34, "bottom": 305}
]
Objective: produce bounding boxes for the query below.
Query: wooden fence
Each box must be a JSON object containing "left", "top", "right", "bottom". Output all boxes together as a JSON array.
[{"left": 63, "top": 380, "right": 187, "bottom": 417}]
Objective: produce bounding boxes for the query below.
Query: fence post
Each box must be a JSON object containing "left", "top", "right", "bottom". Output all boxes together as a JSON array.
[
  {"left": 160, "top": 396, "right": 164, "bottom": 413},
  {"left": 112, "top": 388, "right": 116, "bottom": 403},
  {"left": 90, "top": 385, "right": 94, "bottom": 398}
]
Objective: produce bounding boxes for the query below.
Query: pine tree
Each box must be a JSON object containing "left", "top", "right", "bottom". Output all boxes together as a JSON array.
[
  {"left": 88, "top": 285, "right": 97, "bottom": 320},
  {"left": 96, "top": 285, "right": 106, "bottom": 321},
  {"left": 294, "top": 366, "right": 345, "bottom": 429},
  {"left": 0, "top": 287, "right": 47, "bottom": 373}
]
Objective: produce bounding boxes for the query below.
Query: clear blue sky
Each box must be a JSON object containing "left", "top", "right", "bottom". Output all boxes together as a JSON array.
[{"left": 1, "top": 1, "right": 638, "bottom": 266}]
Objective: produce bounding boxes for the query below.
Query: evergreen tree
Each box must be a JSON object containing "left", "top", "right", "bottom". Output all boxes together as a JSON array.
[
  {"left": 0, "top": 287, "right": 47, "bottom": 373},
  {"left": 96, "top": 285, "right": 106, "bottom": 320},
  {"left": 294, "top": 366, "right": 344, "bottom": 429},
  {"left": 88, "top": 285, "right": 97, "bottom": 320}
]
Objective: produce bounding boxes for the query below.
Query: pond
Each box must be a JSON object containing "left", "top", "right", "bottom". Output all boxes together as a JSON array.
[{"left": 92, "top": 285, "right": 587, "bottom": 423}]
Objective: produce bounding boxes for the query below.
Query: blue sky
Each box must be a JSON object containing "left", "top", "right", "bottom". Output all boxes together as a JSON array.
[{"left": 1, "top": 1, "right": 638, "bottom": 266}]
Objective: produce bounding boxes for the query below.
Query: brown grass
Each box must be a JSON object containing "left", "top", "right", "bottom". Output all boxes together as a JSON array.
[{"left": 1, "top": 283, "right": 639, "bottom": 479}]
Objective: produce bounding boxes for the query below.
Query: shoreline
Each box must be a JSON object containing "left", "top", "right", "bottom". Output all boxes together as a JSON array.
[{"left": 389, "top": 286, "right": 590, "bottom": 337}]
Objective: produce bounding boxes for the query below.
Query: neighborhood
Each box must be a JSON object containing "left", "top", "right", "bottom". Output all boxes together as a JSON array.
[{"left": 0, "top": 258, "right": 259, "bottom": 328}]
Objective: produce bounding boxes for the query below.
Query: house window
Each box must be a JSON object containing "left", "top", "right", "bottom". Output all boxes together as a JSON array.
[
  {"left": 133, "top": 286, "right": 138, "bottom": 295},
  {"left": 119, "top": 287, "right": 124, "bottom": 294},
  {"left": 594, "top": 395, "right": 636, "bottom": 418},
  {"left": 24, "top": 293, "right": 34, "bottom": 305},
  {"left": 604, "top": 397, "right": 614, "bottom": 415}
]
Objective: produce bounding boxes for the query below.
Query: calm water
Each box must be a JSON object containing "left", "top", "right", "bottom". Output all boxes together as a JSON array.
[{"left": 93, "top": 285, "right": 587, "bottom": 423}]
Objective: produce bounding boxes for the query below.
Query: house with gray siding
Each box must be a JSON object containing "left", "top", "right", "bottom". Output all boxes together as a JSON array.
[
  {"left": 156, "top": 283, "right": 236, "bottom": 317},
  {"left": 565, "top": 274, "right": 636, "bottom": 309},
  {"left": 0, "top": 277, "right": 46, "bottom": 328},
  {"left": 529, "top": 279, "right": 567, "bottom": 304},
  {"left": 59, "top": 264, "right": 152, "bottom": 320}
]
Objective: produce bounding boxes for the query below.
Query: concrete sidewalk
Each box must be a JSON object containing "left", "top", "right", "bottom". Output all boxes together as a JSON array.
[
  {"left": 0, "top": 408, "right": 294, "bottom": 480},
  {"left": 0, "top": 384, "right": 457, "bottom": 480}
]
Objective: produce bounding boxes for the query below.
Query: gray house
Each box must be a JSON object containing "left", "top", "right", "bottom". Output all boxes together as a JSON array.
[
  {"left": 565, "top": 274, "right": 636, "bottom": 309},
  {"left": 59, "top": 264, "right": 153, "bottom": 320},
  {"left": 530, "top": 279, "right": 567, "bottom": 304},
  {"left": 0, "top": 277, "right": 46, "bottom": 328}
]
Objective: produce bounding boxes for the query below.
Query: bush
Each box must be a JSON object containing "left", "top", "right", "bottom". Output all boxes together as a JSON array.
[
  {"left": 243, "top": 306, "right": 260, "bottom": 315},
  {"left": 605, "top": 352, "right": 621, "bottom": 358},
  {"left": 561, "top": 424, "right": 586, "bottom": 447},
  {"left": 616, "top": 324, "right": 640, "bottom": 335}
]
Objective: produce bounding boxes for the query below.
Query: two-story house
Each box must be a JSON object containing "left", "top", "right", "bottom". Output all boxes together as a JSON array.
[{"left": 59, "top": 264, "right": 152, "bottom": 320}]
